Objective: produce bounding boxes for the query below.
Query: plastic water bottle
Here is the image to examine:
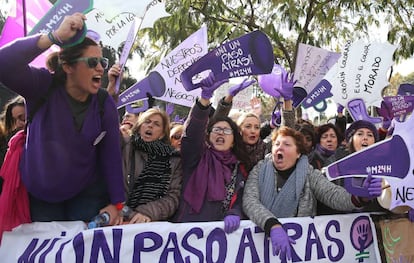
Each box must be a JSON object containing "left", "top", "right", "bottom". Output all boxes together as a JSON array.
[
  {"left": 121, "top": 205, "right": 134, "bottom": 220},
  {"left": 87, "top": 212, "right": 110, "bottom": 229}
]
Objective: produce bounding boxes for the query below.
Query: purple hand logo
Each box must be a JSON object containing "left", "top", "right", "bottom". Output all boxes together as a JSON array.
[{"left": 350, "top": 216, "right": 373, "bottom": 262}]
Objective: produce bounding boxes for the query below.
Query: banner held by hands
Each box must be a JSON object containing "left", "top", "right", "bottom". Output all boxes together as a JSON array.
[{"left": 180, "top": 30, "right": 274, "bottom": 91}]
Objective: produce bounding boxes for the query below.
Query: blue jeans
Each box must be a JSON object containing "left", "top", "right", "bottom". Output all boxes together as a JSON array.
[{"left": 29, "top": 177, "right": 110, "bottom": 222}]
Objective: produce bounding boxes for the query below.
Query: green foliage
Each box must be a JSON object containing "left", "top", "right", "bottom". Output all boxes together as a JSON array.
[{"left": 136, "top": 0, "right": 414, "bottom": 75}]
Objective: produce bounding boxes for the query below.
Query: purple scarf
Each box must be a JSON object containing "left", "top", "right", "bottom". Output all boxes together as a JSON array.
[
  {"left": 183, "top": 146, "right": 238, "bottom": 213},
  {"left": 315, "top": 143, "right": 335, "bottom": 157}
]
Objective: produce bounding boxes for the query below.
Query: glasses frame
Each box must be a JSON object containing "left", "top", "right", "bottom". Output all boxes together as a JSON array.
[
  {"left": 70, "top": 57, "right": 109, "bottom": 69},
  {"left": 210, "top": 127, "right": 233, "bottom": 135}
]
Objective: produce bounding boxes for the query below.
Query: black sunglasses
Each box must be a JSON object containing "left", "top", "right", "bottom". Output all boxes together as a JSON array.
[
  {"left": 71, "top": 57, "right": 109, "bottom": 69},
  {"left": 171, "top": 134, "right": 182, "bottom": 140}
]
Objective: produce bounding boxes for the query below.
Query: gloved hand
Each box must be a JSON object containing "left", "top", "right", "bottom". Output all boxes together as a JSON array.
[
  {"left": 166, "top": 103, "right": 174, "bottom": 116},
  {"left": 337, "top": 104, "right": 344, "bottom": 114},
  {"left": 229, "top": 78, "right": 256, "bottom": 97},
  {"left": 270, "top": 226, "right": 296, "bottom": 261},
  {"left": 377, "top": 101, "right": 392, "bottom": 130},
  {"left": 223, "top": 215, "right": 240, "bottom": 233},
  {"left": 408, "top": 208, "right": 414, "bottom": 222},
  {"left": 362, "top": 172, "right": 383, "bottom": 200},
  {"left": 279, "top": 72, "right": 296, "bottom": 100},
  {"left": 200, "top": 72, "right": 228, "bottom": 99}
]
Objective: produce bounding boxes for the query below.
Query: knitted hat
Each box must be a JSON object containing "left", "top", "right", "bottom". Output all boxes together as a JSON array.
[{"left": 345, "top": 120, "right": 379, "bottom": 142}]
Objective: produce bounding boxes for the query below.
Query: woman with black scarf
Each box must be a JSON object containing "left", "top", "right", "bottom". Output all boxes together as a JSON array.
[{"left": 121, "top": 108, "right": 182, "bottom": 223}]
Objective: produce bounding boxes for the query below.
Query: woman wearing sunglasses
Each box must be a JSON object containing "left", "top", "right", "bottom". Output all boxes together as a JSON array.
[
  {"left": 173, "top": 73, "right": 251, "bottom": 234},
  {"left": 0, "top": 13, "right": 125, "bottom": 225}
]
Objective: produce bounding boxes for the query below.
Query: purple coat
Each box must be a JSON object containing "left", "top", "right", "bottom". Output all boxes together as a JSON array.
[
  {"left": 0, "top": 35, "right": 125, "bottom": 204},
  {"left": 173, "top": 101, "right": 245, "bottom": 222}
]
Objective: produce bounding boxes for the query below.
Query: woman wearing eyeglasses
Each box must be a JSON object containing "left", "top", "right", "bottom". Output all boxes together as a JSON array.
[
  {"left": 0, "top": 13, "right": 125, "bottom": 224},
  {"left": 173, "top": 73, "right": 251, "bottom": 234}
]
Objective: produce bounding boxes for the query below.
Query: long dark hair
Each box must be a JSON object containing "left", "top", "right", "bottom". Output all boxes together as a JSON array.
[
  {"left": 207, "top": 116, "right": 252, "bottom": 170},
  {"left": 1, "top": 95, "right": 25, "bottom": 135},
  {"left": 46, "top": 37, "right": 99, "bottom": 84}
]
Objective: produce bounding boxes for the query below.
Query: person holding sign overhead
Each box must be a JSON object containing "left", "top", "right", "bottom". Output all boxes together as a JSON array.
[
  {"left": 243, "top": 126, "right": 383, "bottom": 262},
  {"left": 173, "top": 72, "right": 251, "bottom": 234},
  {"left": 0, "top": 13, "right": 125, "bottom": 224}
]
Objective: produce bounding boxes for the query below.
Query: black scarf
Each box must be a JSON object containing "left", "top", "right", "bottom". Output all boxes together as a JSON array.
[{"left": 127, "top": 135, "right": 177, "bottom": 208}]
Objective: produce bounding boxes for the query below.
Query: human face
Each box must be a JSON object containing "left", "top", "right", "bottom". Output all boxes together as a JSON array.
[
  {"left": 121, "top": 112, "right": 139, "bottom": 129},
  {"left": 352, "top": 128, "right": 375, "bottom": 152},
  {"left": 319, "top": 128, "right": 338, "bottom": 151},
  {"left": 240, "top": 116, "right": 260, "bottom": 145},
  {"left": 209, "top": 121, "right": 234, "bottom": 151},
  {"left": 170, "top": 132, "right": 182, "bottom": 150},
  {"left": 11, "top": 105, "right": 26, "bottom": 131},
  {"left": 65, "top": 46, "right": 105, "bottom": 100},
  {"left": 303, "top": 134, "right": 313, "bottom": 153},
  {"left": 139, "top": 114, "right": 165, "bottom": 142},
  {"left": 272, "top": 135, "right": 301, "bottom": 171}
]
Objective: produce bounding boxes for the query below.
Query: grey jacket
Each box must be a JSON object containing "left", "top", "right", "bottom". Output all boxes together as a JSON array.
[
  {"left": 122, "top": 140, "right": 182, "bottom": 221},
  {"left": 243, "top": 156, "right": 358, "bottom": 231}
]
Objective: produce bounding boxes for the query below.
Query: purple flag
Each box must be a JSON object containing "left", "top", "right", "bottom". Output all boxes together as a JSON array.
[{"left": 180, "top": 30, "right": 274, "bottom": 91}]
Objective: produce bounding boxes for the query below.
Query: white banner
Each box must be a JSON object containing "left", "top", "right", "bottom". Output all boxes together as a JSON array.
[
  {"left": 154, "top": 25, "right": 208, "bottom": 107},
  {"left": 294, "top": 43, "right": 341, "bottom": 94},
  {"left": 328, "top": 40, "right": 397, "bottom": 108},
  {"left": 212, "top": 83, "right": 254, "bottom": 111},
  {"left": 0, "top": 213, "right": 381, "bottom": 262}
]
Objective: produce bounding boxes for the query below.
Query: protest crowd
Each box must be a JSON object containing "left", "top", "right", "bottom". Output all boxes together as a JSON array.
[{"left": 0, "top": 11, "right": 413, "bottom": 263}]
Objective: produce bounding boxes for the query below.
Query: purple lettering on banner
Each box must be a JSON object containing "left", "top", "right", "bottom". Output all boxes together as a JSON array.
[
  {"left": 39, "top": 238, "right": 60, "bottom": 262},
  {"left": 180, "top": 31, "right": 274, "bottom": 91},
  {"left": 133, "top": 231, "right": 163, "bottom": 262},
  {"left": 182, "top": 227, "right": 204, "bottom": 262},
  {"left": 236, "top": 228, "right": 260, "bottom": 263},
  {"left": 305, "top": 223, "right": 326, "bottom": 261},
  {"left": 284, "top": 222, "right": 302, "bottom": 262},
  {"left": 89, "top": 229, "right": 122, "bottom": 262},
  {"left": 160, "top": 232, "right": 184, "bottom": 263},
  {"left": 72, "top": 233, "right": 84, "bottom": 263},
  {"left": 56, "top": 239, "right": 72, "bottom": 263},
  {"left": 206, "top": 228, "right": 227, "bottom": 263},
  {"left": 325, "top": 220, "right": 345, "bottom": 261},
  {"left": 254, "top": 226, "right": 271, "bottom": 263},
  {"left": 17, "top": 238, "right": 40, "bottom": 262}
]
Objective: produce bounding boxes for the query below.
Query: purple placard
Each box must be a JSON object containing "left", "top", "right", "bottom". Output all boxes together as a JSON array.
[
  {"left": 117, "top": 71, "right": 166, "bottom": 108},
  {"left": 326, "top": 135, "right": 410, "bottom": 181},
  {"left": 382, "top": 95, "right": 414, "bottom": 119},
  {"left": 29, "top": 0, "right": 94, "bottom": 35},
  {"left": 301, "top": 79, "right": 333, "bottom": 108},
  {"left": 180, "top": 30, "right": 274, "bottom": 91}
]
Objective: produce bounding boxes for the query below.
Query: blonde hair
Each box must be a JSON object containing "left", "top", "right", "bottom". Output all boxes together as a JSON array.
[
  {"left": 236, "top": 112, "right": 260, "bottom": 127},
  {"left": 132, "top": 108, "right": 171, "bottom": 144}
]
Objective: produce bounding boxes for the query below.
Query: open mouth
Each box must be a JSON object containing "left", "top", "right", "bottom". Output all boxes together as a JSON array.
[
  {"left": 92, "top": 75, "right": 102, "bottom": 85},
  {"left": 277, "top": 153, "right": 283, "bottom": 160},
  {"left": 215, "top": 137, "right": 225, "bottom": 144}
]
